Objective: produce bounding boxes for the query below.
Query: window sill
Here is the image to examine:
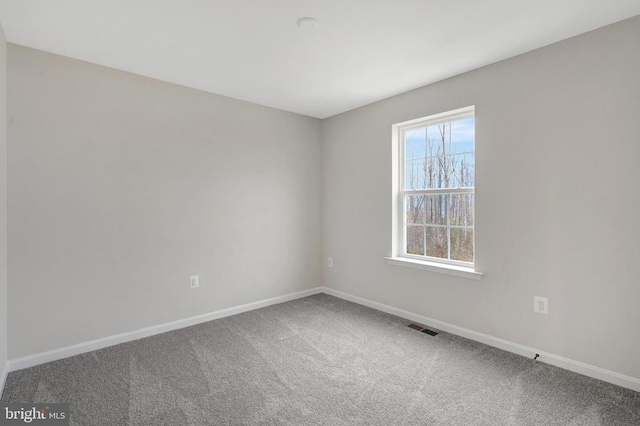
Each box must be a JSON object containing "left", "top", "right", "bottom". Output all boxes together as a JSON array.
[{"left": 384, "top": 257, "right": 484, "bottom": 280}]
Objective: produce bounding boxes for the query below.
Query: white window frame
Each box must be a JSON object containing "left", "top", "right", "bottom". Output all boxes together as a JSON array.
[{"left": 388, "top": 106, "right": 482, "bottom": 279}]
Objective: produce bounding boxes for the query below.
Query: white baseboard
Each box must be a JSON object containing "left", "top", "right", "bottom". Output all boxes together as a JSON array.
[
  {"left": 320, "top": 286, "right": 640, "bottom": 393},
  {"left": 7, "top": 287, "right": 323, "bottom": 372}
]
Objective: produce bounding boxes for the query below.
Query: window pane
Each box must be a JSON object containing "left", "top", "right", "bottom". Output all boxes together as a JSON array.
[
  {"left": 449, "top": 153, "right": 475, "bottom": 187},
  {"left": 449, "top": 194, "right": 474, "bottom": 227},
  {"left": 416, "top": 117, "right": 474, "bottom": 189},
  {"left": 405, "top": 127, "right": 426, "bottom": 160},
  {"left": 450, "top": 228, "right": 474, "bottom": 262},
  {"left": 425, "top": 194, "right": 447, "bottom": 225},
  {"left": 408, "top": 158, "right": 460, "bottom": 189},
  {"left": 405, "top": 195, "right": 425, "bottom": 224},
  {"left": 424, "top": 156, "right": 444, "bottom": 189},
  {"left": 426, "top": 226, "right": 447, "bottom": 259},
  {"left": 449, "top": 117, "right": 475, "bottom": 156},
  {"left": 405, "top": 159, "right": 425, "bottom": 190},
  {"left": 421, "top": 153, "right": 475, "bottom": 189},
  {"left": 406, "top": 225, "right": 425, "bottom": 255},
  {"left": 426, "top": 124, "right": 449, "bottom": 157},
  {"left": 427, "top": 119, "right": 475, "bottom": 157}
]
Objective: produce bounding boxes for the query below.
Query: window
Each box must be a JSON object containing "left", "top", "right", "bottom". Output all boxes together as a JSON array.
[{"left": 392, "top": 106, "right": 476, "bottom": 270}]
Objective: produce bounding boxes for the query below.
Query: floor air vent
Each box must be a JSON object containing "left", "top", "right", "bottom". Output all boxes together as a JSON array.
[{"left": 407, "top": 324, "right": 438, "bottom": 336}]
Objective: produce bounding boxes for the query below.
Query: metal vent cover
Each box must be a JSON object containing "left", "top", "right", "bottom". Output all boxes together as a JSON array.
[{"left": 407, "top": 323, "right": 438, "bottom": 336}]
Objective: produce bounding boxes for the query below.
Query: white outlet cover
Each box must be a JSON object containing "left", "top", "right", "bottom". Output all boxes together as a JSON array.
[
  {"left": 328, "top": 257, "right": 333, "bottom": 268},
  {"left": 190, "top": 275, "right": 199, "bottom": 288},
  {"left": 534, "top": 296, "right": 549, "bottom": 314}
]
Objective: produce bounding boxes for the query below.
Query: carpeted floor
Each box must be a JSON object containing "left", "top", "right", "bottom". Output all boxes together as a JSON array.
[{"left": 2, "top": 294, "right": 639, "bottom": 425}]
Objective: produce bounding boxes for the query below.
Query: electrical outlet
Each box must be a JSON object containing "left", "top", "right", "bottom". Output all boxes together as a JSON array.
[
  {"left": 327, "top": 257, "right": 333, "bottom": 268},
  {"left": 189, "top": 275, "right": 199, "bottom": 289},
  {"left": 534, "top": 296, "right": 548, "bottom": 314}
]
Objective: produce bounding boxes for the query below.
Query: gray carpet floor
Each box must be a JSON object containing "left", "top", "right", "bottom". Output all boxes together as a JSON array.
[{"left": 2, "top": 294, "right": 639, "bottom": 425}]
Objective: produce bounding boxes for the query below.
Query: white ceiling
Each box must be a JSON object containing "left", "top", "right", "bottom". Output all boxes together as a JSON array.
[{"left": 1, "top": 1, "right": 639, "bottom": 118}]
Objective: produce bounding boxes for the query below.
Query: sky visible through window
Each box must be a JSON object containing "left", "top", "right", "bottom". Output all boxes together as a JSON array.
[{"left": 404, "top": 117, "right": 475, "bottom": 190}]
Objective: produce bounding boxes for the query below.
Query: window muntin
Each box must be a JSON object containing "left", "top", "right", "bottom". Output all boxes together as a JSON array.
[{"left": 397, "top": 107, "right": 475, "bottom": 266}]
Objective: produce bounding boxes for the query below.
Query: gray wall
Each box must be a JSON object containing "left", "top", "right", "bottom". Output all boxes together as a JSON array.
[
  {"left": 322, "top": 16, "right": 640, "bottom": 379},
  {"left": 7, "top": 45, "right": 322, "bottom": 358},
  {"left": 0, "top": 24, "right": 7, "bottom": 373},
  {"left": 5, "top": 15, "right": 639, "bottom": 382}
]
